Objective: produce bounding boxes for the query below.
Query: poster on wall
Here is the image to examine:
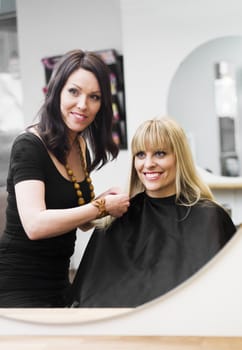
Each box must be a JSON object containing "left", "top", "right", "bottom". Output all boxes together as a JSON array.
[{"left": 41, "top": 49, "right": 128, "bottom": 150}]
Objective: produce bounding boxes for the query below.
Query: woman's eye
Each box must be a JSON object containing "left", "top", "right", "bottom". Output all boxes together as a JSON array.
[
  {"left": 155, "top": 151, "right": 166, "bottom": 157},
  {"left": 90, "top": 94, "right": 101, "bottom": 101},
  {"left": 68, "top": 88, "right": 78, "bottom": 96},
  {"left": 136, "top": 151, "right": 146, "bottom": 159}
]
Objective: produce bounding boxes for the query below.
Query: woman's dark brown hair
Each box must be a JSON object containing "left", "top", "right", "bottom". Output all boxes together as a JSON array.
[{"left": 37, "top": 49, "right": 118, "bottom": 171}]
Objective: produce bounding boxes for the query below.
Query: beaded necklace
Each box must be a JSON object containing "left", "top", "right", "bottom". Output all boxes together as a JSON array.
[{"left": 65, "top": 139, "right": 95, "bottom": 206}]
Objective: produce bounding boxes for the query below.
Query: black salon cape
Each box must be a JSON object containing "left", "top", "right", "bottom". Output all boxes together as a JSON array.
[{"left": 70, "top": 192, "right": 236, "bottom": 307}]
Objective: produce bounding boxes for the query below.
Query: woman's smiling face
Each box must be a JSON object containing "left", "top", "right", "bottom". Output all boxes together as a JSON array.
[
  {"left": 134, "top": 146, "right": 177, "bottom": 198},
  {"left": 60, "top": 67, "right": 102, "bottom": 137}
]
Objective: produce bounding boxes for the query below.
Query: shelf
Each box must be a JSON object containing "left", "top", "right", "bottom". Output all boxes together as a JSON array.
[{"left": 197, "top": 167, "right": 242, "bottom": 190}]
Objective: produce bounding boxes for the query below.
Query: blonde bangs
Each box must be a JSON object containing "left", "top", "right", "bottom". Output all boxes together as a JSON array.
[{"left": 131, "top": 119, "right": 172, "bottom": 155}]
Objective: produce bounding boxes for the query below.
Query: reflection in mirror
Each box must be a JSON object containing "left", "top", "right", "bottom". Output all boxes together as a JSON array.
[
  {"left": 167, "top": 36, "right": 242, "bottom": 176},
  {"left": 0, "top": 31, "right": 240, "bottom": 324}
]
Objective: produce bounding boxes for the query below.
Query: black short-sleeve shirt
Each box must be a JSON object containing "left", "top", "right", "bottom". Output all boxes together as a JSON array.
[{"left": 0, "top": 132, "right": 92, "bottom": 307}]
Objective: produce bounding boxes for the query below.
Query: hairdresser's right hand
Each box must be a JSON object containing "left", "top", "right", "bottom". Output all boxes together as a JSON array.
[{"left": 104, "top": 193, "right": 130, "bottom": 218}]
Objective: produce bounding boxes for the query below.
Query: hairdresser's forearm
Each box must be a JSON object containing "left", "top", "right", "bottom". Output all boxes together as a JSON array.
[{"left": 22, "top": 203, "right": 99, "bottom": 240}]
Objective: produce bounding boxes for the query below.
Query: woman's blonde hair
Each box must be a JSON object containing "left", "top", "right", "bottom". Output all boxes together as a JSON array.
[
  {"left": 129, "top": 116, "right": 214, "bottom": 205},
  {"left": 96, "top": 116, "right": 214, "bottom": 228}
]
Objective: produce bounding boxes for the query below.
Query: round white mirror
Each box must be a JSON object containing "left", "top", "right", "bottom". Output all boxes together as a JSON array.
[{"left": 167, "top": 35, "right": 242, "bottom": 176}]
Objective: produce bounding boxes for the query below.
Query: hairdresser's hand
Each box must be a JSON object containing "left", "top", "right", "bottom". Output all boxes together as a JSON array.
[{"left": 104, "top": 193, "right": 130, "bottom": 218}]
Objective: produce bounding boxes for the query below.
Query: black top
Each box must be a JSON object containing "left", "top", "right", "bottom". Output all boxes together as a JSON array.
[
  {"left": 0, "top": 132, "right": 92, "bottom": 307},
  {"left": 70, "top": 192, "right": 236, "bottom": 307}
]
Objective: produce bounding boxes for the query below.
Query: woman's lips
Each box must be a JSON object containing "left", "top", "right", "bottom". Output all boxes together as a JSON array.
[
  {"left": 143, "top": 172, "right": 162, "bottom": 180},
  {"left": 71, "top": 111, "right": 87, "bottom": 120}
]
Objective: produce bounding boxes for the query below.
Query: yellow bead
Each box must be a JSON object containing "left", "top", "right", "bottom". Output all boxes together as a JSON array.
[
  {"left": 78, "top": 197, "right": 85, "bottom": 205},
  {"left": 65, "top": 160, "right": 95, "bottom": 206},
  {"left": 74, "top": 183, "right": 80, "bottom": 190}
]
